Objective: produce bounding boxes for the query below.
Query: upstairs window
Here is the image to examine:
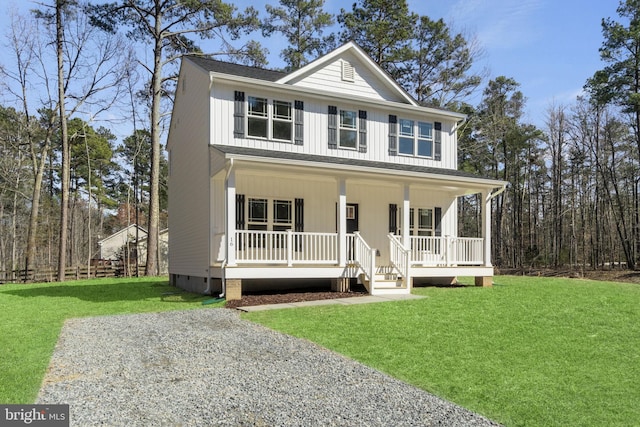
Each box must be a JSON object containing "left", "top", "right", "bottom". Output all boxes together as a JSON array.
[
  {"left": 398, "top": 119, "right": 434, "bottom": 158},
  {"left": 247, "top": 97, "right": 268, "bottom": 138},
  {"left": 247, "top": 96, "right": 293, "bottom": 142},
  {"left": 399, "top": 119, "right": 415, "bottom": 155},
  {"left": 339, "top": 109, "right": 358, "bottom": 149},
  {"left": 272, "top": 101, "right": 292, "bottom": 141}
]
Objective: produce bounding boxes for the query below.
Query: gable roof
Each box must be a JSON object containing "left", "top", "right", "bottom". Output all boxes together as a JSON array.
[
  {"left": 185, "top": 56, "right": 286, "bottom": 82},
  {"left": 98, "top": 224, "right": 147, "bottom": 245},
  {"left": 278, "top": 42, "right": 418, "bottom": 106}
]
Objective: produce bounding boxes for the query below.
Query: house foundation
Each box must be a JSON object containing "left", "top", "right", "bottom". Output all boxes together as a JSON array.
[
  {"left": 475, "top": 276, "right": 493, "bottom": 287},
  {"left": 225, "top": 279, "right": 243, "bottom": 300},
  {"left": 331, "top": 277, "right": 350, "bottom": 292}
]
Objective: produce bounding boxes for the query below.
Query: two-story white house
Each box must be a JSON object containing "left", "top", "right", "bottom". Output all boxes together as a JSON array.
[{"left": 167, "top": 42, "right": 506, "bottom": 300}]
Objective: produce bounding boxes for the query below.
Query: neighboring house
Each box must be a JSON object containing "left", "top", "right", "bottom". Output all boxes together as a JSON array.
[
  {"left": 136, "top": 228, "right": 169, "bottom": 275},
  {"left": 97, "top": 224, "right": 147, "bottom": 261},
  {"left": 167, "top": 42, "right": 507, "bottom": 299}
]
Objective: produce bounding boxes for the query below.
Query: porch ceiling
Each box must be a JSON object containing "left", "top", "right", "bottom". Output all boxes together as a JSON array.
[{"left": 211, "top": 145, "right": 506, "bottom": 195}]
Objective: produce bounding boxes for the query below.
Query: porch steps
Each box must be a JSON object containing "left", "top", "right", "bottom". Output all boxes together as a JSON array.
[{"left": 358, "top": 272, "right": 409, "bottom": 296}]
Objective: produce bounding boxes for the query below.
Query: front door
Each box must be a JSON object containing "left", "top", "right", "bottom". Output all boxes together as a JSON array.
[{"left": 346, "top": 203, "right": 359, "bottom": 262}]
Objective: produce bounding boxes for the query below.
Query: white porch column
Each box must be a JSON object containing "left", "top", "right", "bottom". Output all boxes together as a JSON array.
[
  {"left": 338, "top": 178, "right": 347, "bottom": 266},
  {"left": 402, "top": 184, "right": 411, "bottom": 248},
  {"left": 226, "top": 165, "right": 237, "bottom": 267},
  {"left": 482, "top": 190, "right": 492, "bottom": 267}
]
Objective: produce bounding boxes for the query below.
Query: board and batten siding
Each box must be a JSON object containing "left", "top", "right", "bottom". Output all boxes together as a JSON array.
[
  {"left": 167, "top": 59, "right": 212, "bottom": 279},
  {"left": 210, "top": 82, "right": 459, "bottom": 170}
]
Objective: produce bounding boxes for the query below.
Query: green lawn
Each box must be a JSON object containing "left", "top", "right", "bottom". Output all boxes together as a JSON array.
[
  {"left": 244, "top": 276, "right": 640, "bottom": 427},
  {"left": 0, "top": 277, "right": 221, "bottom": 403}
]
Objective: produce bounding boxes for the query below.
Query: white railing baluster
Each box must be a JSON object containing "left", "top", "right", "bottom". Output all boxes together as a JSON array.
[
  {"left": 409, "top": 236, "right": 485, "bottom": 266},
  {"left": 234, "top": 230, "right": 340, "bottom": 265}
]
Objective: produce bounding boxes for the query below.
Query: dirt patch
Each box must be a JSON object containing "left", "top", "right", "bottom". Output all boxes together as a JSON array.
[{"left": 225, "top": 287, "right": 368, "bottom": 309}]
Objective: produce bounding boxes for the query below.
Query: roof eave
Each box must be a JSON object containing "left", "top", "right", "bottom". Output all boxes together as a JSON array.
[{"left": 213, "top": 146, "right": 506, "bottom": 191}]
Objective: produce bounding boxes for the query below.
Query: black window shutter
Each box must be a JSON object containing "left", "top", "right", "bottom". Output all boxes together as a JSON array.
[
  {"left": 233, "top": 91, "right": 245, "bottom": 138},
  {"left": 328, "top": 105, "right": 337, "bottom": 149},
  {"left": 389, "top": 204, "right": 398, "bottom": 234},
  {"left": 295, "top": 198, "right": 304, "bottom": 232},
  {"left": 358, "top": 110, "right": 367, "bottom": 153},
  {"left": 389, "top": 114, "right": 398, "bottom": 155},
  {"left": 434, "top": 122, "right": 442, "bottom": 161},
  {"left": 236, "top": 194, "right": 245, "bottom": 229},
  {"left": 294, "top": 100, "right": 304, "bottom": 145},
  {"left": 434, "top": 207, "right": 442, "bottom": 237}
]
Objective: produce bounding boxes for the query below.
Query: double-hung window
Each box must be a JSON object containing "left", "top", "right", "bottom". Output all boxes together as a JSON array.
[
  {"left": 272, "top": 101, "right": 292, "bottom": 141},
  {"left": 417, "top": 122, "right": 433, "bottom": 157},
  {"left": 399, "top": 119, "right": 415, "bottom": 155},
  {"left": 247, "top": 198, "right": 268, "bottom": 231},
  {"left": 339, "top": 109, "right": 358, "bottom": 149},
  {"left": 398, "top": 119, "right": 434, "bottom": 157},
  {"left": 247, "top": 97, "right": 268, "bottom": 138},
  {"left": 272, "top": 199, "right": 292, "bottom": 232},
  {"left": 247, "top": 96, "right": 293, "bottom": 142}
]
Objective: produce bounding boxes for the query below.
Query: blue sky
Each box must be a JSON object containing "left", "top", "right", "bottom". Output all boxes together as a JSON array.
[{"left": 0, "top": 0, "right": 622, "bottom": 130}]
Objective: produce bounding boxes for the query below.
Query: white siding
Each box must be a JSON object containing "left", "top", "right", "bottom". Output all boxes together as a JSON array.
[
  {"left": 287, "top": 51, "right": 407, "bottom": 103},
  {"left": 167, "top": 59, "right": 212, "bottom": 279}
]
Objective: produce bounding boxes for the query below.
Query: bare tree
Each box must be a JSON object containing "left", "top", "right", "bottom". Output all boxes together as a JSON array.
[{"left": 33, "top": 0, "right": 129, "bottom": 280}]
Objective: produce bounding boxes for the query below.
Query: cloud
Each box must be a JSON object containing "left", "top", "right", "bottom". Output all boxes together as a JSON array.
[{"left": 449, "top": 0, "right": 545, "bottom": 50}]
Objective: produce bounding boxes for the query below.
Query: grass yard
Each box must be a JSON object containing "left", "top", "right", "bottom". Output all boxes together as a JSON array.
[
  {"left": 0, "top": 277, "right": 222, "bottom": 403},
  {"left": 244, "top": 275, "right": 640, "bottom": 427}
]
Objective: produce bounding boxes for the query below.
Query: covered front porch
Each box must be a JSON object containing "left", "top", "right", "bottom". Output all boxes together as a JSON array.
[{"left": 209, "top": 146, "right": 505, "bottom": 299}]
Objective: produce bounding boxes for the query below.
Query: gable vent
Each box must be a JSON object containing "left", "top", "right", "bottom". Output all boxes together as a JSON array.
[{"left": 341, "top": 60, "right": 355, "bottom": 82}]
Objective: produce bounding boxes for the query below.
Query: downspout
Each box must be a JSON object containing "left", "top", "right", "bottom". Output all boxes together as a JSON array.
[
  {"left": 204, "top": 73, "right": 216, "bottom": 296},
  {"left": 218, "top": 158, "right": 235, "bottom": 298}
]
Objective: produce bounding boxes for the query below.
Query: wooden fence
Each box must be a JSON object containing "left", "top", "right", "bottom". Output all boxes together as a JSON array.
[{"left": 0, "top": 264, "right": 148, "bottom": 284}]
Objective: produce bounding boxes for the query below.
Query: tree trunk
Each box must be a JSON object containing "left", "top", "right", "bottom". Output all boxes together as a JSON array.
[
  {"left": 56, "top": 0, "right": 70, "bottom": 281},
  {"left": 145, "top": 9, "right": 163, "bottom": 276}
]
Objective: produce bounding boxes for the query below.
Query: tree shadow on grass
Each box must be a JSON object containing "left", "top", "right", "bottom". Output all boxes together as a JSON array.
[{"left": 1, "top": 280, "right": 207, "bottom": 304}]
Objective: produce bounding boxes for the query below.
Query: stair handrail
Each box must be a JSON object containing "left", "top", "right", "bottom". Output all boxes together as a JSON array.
[
  {"left": 353, "top": 232, "right": 376, "bottom": 290},
  {"left": 388, "top": 233, "right": 410, "bottom": 286}
]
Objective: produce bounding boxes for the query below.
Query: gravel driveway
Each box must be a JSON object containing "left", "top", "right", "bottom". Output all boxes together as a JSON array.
[{"left": 37, "top": 309, "right": 500, "bottom": 426}]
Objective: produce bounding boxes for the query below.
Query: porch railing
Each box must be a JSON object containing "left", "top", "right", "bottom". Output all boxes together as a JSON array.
[
  {"left": 235, "top": 230, "right": 338, "bottom": 265},
  {"left": 410, "top": 236, "right": 484, "bottom": 266}
]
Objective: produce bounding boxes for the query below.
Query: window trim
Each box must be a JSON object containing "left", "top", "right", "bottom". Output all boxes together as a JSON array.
[
  {"left": 397, "top": 118, "right": 435, "bottom": 158},
  {"left": 246, "top": 95, "right": 294, "bottom": 143}
]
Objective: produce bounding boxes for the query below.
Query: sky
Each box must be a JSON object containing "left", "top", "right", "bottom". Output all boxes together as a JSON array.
[{"left": 0, "top": 0, "right": 623, "bottom": 132}]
